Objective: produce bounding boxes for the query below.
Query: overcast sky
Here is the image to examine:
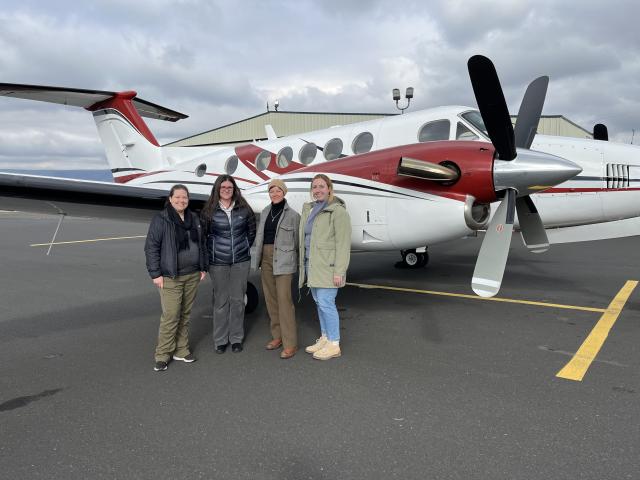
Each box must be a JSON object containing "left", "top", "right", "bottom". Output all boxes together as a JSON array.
[{"left": 1, "top": 0, "right": 639, "bottom": 169}]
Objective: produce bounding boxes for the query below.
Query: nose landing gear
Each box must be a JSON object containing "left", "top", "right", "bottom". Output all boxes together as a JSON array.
[{"left": 395, "top": 248, "right": 429, "bottom": 269}]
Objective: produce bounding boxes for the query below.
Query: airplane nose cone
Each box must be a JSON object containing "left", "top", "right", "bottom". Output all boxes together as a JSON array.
[{"left": 493, "top": 149, "right": 582, "bottom": 195}]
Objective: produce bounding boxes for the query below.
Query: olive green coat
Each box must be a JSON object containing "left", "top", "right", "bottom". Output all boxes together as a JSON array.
[{"left": 298, "top": 197, "right": 351, "bottom": 289}]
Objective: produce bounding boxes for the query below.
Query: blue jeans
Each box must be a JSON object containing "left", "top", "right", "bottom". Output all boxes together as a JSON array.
[{"left": 310, "top": 287, "right": 340, "bottom": 342}]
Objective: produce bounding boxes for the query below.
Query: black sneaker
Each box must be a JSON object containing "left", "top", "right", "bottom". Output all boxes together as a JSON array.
[
  {"left": 231, "top": 343, "right": 243, "bottom": 353},
  {"left": 172, "top": 353, "right": 196, "bottom": 363},
  {"left": 215, "top": 344, "right": 228, "bottom": 354},
  {"left": 154, "top": 361, "right": 168, "bottom": 372}
]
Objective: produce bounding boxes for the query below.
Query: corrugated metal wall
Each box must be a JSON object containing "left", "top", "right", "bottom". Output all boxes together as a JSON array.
[{"left": 169, "top": 112, "right": 591, "bottom": 147}]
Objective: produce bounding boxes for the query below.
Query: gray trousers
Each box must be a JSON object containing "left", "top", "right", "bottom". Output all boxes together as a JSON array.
[{"left": 210, "top": 261, "right": 250, "bottom": 347}]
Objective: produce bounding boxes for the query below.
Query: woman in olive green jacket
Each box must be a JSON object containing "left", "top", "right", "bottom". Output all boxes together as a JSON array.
[{"left": 298, "top": 174, "right": 351, "bottom": 360}]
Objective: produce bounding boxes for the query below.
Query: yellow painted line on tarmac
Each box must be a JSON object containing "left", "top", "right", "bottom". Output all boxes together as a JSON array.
[
  {"left": 346, "top": 282, "right": 606, "bottom": 313},
  {"left": 30, "top": 235, "right": 146, "bottom": 247},
  {"left": 556, "top": 280, "right": 638, "bottom": 382}
]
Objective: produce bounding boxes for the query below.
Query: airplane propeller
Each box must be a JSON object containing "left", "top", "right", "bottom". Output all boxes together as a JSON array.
[{"left": 467, "top": 55, "right": 581, "bottom": 297}]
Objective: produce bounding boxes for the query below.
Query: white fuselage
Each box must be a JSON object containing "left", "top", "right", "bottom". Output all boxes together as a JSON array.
[{"left": 112, "top": 106, "right": 640, "bottom": 250}]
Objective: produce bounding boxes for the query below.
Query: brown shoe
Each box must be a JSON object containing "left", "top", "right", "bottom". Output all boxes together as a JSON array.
[
  {"left": 265, "top": 338, "right": 282, "bottom": 350},
  {"left": 280, "top": 347, "right": 298, "bottom": 359}
]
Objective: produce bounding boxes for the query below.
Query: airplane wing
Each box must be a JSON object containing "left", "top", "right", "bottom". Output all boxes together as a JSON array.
[
  {"left": 0, "top": 83, "right": 188, "bottom": 122},
  {"left": 547, "top": 218, "right": 640, "bottom": 244},
  {"left": 0, "top": 172, "right": 207, "bottom": 222}
]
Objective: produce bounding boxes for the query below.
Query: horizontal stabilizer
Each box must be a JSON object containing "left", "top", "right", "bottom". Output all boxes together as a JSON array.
[
  {"left": 0, "top": 172, "right": 207, "bottom": 222},
  {"left": 0, "top": 83, "right": 188, "bottom": 122}
]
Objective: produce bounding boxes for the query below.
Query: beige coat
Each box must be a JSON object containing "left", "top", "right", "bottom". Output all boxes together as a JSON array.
[
  {"left": 298, "top": 196, "right": 351, "bottom": 289},
  {"left": 253, "top": 201, "right": 300, "bottom": 275}
]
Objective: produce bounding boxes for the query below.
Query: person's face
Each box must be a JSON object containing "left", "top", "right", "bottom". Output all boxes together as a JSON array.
[
  {"left": 311, "top": 178, "right": 329, "bottom": 201},
  {"left": 219, "top": 180, "right": 234, "bottom": 201},
  {"left": 169, "top": 188, "right": 189, "bottom": 213},
  {"left": 269, "top": 186, "right": 285, "bottom": 204}
]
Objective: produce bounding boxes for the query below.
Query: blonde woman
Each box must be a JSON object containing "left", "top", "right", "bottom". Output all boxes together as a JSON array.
[{"left": 298, "top": 174, "right": 351, "bottom": 360}]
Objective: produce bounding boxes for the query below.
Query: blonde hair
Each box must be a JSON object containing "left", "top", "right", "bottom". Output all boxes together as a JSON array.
[{"left": 310, "top": 173, "right": 334, "bottom": 203}]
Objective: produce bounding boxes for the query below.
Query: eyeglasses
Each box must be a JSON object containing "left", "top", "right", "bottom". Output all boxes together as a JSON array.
[{"left": 220, "top": 186, "right": 234, "bottom": 191}]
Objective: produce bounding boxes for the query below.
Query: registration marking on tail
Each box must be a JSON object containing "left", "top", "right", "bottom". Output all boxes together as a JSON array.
[{"left": 556, "top": 280, "right": 638, "bottom": 382}]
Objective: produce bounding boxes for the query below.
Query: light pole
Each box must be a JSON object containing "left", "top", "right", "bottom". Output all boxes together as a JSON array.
[{"left": 392, "top": 87, "right": 414, "bottom": 114}]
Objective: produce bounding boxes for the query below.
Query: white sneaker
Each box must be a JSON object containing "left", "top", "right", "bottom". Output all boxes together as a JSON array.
[
  {"left": 305, "top": 335, "right": 328, "bottom": 354},
  {"left": 312, "top": 342, "right": 341, "bottom": 360},
  {"left": 172, "top": 353, "right": 196, "bottom": 363}
]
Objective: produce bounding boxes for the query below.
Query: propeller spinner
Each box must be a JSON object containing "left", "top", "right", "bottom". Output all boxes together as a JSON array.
[{"left": 467, "top": 55, "right": 581, "bottom": 297}]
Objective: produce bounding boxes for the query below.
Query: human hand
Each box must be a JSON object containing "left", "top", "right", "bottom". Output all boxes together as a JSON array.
[
  {"left": 333, "top": 274, "right": 343, "bottom": 287},
  {"left": 152, "top": 276, "right": 164, "bottom": 289},
  {"left": 200, "top": 271, "right": 206, "bottom": 281}
]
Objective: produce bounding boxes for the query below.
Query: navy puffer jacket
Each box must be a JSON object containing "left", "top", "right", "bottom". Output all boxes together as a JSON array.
[{"left": 205, "top": 203, "right": 256, "bottom": 266}]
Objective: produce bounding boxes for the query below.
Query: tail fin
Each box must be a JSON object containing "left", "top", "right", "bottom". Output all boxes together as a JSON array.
[{"left": 0, "top": 83, "right": 188, "bottom": 182}]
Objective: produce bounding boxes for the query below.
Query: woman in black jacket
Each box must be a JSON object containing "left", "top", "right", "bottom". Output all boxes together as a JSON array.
[
  {"left": 201, "top": 175, "right": 256, "bottom": 353},
  {"left": 144, "top": 184, "right": 207, "bottom": 372}
]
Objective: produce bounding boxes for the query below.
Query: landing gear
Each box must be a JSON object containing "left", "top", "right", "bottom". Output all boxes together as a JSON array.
[
  {"left": 245, "top": 281, "right": 259, "bottom": 314},
  {"left": 395, "top": 249, "right": 429, "bottom": 269}
]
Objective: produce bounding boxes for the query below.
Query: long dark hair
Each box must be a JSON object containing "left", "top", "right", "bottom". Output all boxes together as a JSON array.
[
  {"left": 164, "top": 184, "right": 190, "bottom": 208},
  {"left": 201, "top": 175, "right": 253, "bottom": 222}
]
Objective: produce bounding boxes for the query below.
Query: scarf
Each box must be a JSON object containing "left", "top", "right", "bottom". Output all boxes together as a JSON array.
[{"left": 167, "top": 206, "right": 199, "bottom": 252}]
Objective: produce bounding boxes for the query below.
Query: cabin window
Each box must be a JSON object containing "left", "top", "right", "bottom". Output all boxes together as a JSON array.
[
  {"left": 456, "top": 122, "right": 478, "bottom": 141},
  {"left": 418, "top": 120, "right": 450, "bottom": 142},
  {"left": 277, "top": 146, "right": 293, "bottom": 168},
  {"left": 299, "top": 142, "right": 317, "bottom": 165},
  {"left": 195, "top": 163, "right": 207, "bottom": 177},
  {"left": 352, "top": 131, "right": 374, "bottom": 154},
  {"left": 225, "top": 155, "right": 238, "bottom": 175},
  {"left": 255, "top": 151, "right": 271, "bottom": 171},
  {"left": 460, "top": 110, "right": 488, "bottom": 138},
  {"left": 324, "top": 138, "right": 343, "bottom": 161}
]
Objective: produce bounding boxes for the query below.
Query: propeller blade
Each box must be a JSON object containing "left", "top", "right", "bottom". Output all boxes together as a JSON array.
[
  {"left": 468, "top": 55, "right": 516, "bottom": 161},
  {"left": 593, "top": 123, "right": 609, "bottom": 141},
  {"left": 514, "top": 76, "right": 549, "bottom": 149},
  {"left": 516, "top": 196, "right": 549, "bottom": 253},
  {"left": 472, "top": 189, "right": 516, "bottom": 297}
]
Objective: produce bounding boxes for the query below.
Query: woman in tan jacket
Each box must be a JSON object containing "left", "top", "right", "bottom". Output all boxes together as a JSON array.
[{"left": 253, "top": 179, "right": 301, "bottom": 359}]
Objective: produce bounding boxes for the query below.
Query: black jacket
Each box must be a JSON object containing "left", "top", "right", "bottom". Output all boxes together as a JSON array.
[
  {"left": 144, "top": 208, "right": 207, "bottom": 278},
  {"left": 205, "top": 203, "right": 256, "bottom": 266}
]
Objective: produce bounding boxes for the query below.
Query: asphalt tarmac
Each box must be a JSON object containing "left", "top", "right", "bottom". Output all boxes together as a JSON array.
[{"left": 1, "top": 212, "right": 639, "bottom": 479}]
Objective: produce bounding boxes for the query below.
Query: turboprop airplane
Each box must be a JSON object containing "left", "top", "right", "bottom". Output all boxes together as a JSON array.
[{"left": 2, "top": 55, "right": 640, "bottom": 299}]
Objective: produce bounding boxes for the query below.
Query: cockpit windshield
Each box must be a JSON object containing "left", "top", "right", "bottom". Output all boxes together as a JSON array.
[{"left": 460, "top": 110, "right": 488, "bottom": 139}]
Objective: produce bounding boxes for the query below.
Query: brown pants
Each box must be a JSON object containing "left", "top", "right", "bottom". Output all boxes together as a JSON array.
[
  {"left": 261, "top": 245, "right": 297, "bottom": 348},
  {"left": 155, "top": 271, "right": 200, "bottom": 362}
]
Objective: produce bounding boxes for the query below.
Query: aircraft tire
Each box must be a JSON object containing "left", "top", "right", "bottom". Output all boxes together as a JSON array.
[{"left": 245, "top": 281, "right": 259, "bottom": 314}]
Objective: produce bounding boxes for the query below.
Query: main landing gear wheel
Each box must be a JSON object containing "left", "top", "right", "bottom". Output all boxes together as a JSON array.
[
  {"left": 395, "top": 249, "right": 429, "bottom": 269},
  {"left": 245, "top": 281, "right": 259, "bottom": 314}
]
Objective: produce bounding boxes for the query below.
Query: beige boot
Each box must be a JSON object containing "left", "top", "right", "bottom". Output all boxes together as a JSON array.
[
  {"left": 305, "top": 335, "right": 328, "bottom": 354},
  {"left": 313, "top": 341, "right": 341, "bottom": 360}
]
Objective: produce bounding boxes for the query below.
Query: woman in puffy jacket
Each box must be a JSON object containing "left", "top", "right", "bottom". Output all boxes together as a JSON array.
[
  {"left": 298, "top": 174, "right": 351, "bottom": 361},
  {"left": 201, "top": 175, "right": 256, "bottom": 354},
  {"left": 253, "top": 179, "right": 301, "bottom": 359},
  {"left": 144, "top": 184, "right": 208, "bottom": 372}
]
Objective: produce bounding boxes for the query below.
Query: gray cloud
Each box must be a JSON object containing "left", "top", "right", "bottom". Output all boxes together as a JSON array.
[{"left": 1, "top": 0, "right": 639, "bottom": 171}]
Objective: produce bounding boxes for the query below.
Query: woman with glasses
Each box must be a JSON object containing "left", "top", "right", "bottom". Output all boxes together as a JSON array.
[{"left": 201, "top": 175, "right": 256, "bottom": 353}]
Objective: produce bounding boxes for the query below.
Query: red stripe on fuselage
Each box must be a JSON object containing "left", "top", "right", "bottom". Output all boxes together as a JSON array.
[{"left": 294, "top": 141, "right": 498, "bottom": 203}]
